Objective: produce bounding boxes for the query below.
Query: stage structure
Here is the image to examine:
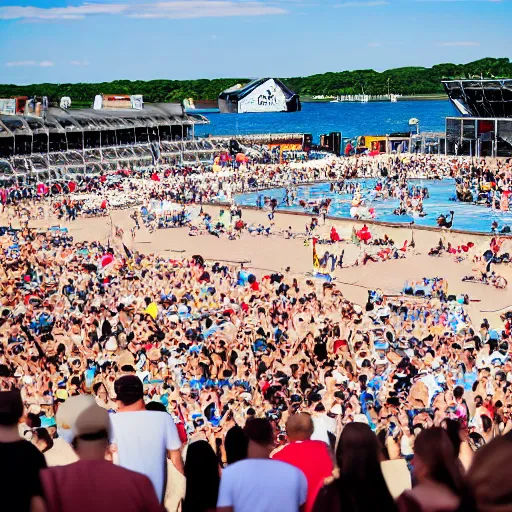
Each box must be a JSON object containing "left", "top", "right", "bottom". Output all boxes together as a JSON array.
[{"left": 218, "top": 78, "right": 301, "bottom": 114}]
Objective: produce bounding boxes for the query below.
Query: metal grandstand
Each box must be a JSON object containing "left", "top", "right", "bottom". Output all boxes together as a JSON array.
[
  {"left": 442, "top": 80, "right": 512, "bottom": 157},
  {"left": 0, "top": 103, "right": 216, "bottom": 186},
  {"left": 442, "top": 79, "right": 512, "bottom": 118}
]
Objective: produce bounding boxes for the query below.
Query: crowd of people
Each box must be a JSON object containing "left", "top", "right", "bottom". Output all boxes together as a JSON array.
[
  {"left": 0, "top": 216, "right": 511, "bottom": 510},
  {"left": 1, "top": 153, "right": 511, "bottom": 224},
  {"left": 0, "top": 152, "right": 512, "bottom": 512}
]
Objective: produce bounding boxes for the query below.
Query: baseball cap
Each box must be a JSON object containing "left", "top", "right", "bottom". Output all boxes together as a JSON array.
[
  {"left": 74, "top": 403, "right": 111, "bottom": 439},
  {"left": 56, "top": 395, "right": 110, "bottom": 441},
  {"left": 114, "top": 375, "right": 144, "bottom": 405},
  {"left": 56, "top": 395, "right": 95, "bottom": 439}
]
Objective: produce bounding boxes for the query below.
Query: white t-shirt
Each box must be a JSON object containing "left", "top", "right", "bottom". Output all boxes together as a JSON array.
[
  {"left": 311, "top": 414, "right": 337, "bottom": 445},
  {"left": 217, "top": 459, "right": 307, "bottom": 512},
  {"left": 110, "top": 411, "right": 181, "bottom": 502}
]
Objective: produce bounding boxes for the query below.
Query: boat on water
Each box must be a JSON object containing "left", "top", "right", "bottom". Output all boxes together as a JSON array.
[{"left": 329, "top": 94, "right": 399, "bottom": 103}]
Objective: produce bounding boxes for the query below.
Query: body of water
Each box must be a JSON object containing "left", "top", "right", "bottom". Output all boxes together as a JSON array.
[
  {"left": 236, "top": 179, "right": 512, "bottom": 233},
  {"left": 195, "top": 100, "right": 458, "bottom": 142}
]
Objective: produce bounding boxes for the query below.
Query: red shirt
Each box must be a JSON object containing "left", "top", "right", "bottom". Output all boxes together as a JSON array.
[
  {"left": 40, "top": 460, "right": 164, "bottom": 512},
  {"left": 272, "top": 440, "right": 333, "bottom": 512}
]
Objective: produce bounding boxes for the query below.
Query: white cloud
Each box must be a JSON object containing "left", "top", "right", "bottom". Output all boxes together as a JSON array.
[
  {"left": 6, "top": 60, "right": 38, "bottom": 67},
  {"left": 336, "top": 1, "right": 389, "bottom": 6},
  {"left": 5, "top": 60, "right": 54, "bottom": 67},
  {"left": 129, "top": 1, "right": 286, "bottom": 19},
  {"left": 70, "top": 60, "right": 90, "bottom": 66},
  {"left": 436, "top": 41, "right": 481, "bottom": 46},
  {"left": 0, "top": 1, "right": 286, "bottom": 21},
  {"left": 368, "top": 42, "right": 382, "bottom": 47}
]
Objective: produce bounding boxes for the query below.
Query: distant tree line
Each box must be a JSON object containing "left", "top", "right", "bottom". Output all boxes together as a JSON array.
[{"left": 0, "top": 57, "right": 511, "bottom": 106}]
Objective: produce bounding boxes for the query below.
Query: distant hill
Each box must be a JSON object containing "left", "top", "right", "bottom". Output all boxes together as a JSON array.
[{"left": 1, "top": 57, "right": 511, "bottom": 105}]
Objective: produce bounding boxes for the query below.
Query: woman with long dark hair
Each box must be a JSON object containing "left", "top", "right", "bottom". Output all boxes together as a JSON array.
[
  {"left": 182, "top": 440, "right": 220, "bottom": 512},
  {"left": 224, "top": 425, "right": 248, "bottom": 465},
  {"left": 398, "top": 427, "right": 466, "bottom": 512},
  {"left": 313, "top": 422, "right": 397, "bottom": 512}
]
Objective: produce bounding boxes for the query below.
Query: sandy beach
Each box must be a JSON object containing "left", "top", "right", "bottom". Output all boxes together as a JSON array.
[{"left": 13, "top": 204, "right": 512, "bottom": 329}]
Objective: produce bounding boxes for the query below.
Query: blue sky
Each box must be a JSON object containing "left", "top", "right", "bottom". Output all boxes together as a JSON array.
[{"left": 0, "top": 0, "right": 510, "bottom": 84}]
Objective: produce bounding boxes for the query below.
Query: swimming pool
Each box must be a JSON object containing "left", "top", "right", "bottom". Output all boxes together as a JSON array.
[{"left": 235, "top": 179, "right": 512, "bottom": 233}]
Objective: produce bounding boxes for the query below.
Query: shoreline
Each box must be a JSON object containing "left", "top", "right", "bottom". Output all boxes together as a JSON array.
[
  {"left": 302, "top": 94, "right": 449, "bottom": 103},
  {"left": 219, "top": 202, "right": 512, "bottom": 239}
]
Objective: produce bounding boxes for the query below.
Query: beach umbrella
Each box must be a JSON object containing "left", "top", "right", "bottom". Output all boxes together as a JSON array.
[
  {"left": 37, "top": 183, "right": 49, "bottom": 196},
  {"left": 150, "top": 172, "right": 160, "bottom": 182},
  {"left": 68, "top": 181, "right": 77, "bottom": 193},
  {"left": 236, "top": 153, "right": 247, "bottom": 163},
  {"left": 100, "top": 253, "right": 114, "bottom": 268}
]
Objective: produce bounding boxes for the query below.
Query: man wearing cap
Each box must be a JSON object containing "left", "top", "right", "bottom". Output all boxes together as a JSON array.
[
  {"left": 0, "top": 389, "right": 47, "bottom": 512},
  {"left": 110, "top": 375, "right": 184, "bottom": 503},
  {"left": 30, "top": 396, "right": 163, "bottom": 512},
  {"left": 271, "top": 413, "right": 333, "bottom": 512}
]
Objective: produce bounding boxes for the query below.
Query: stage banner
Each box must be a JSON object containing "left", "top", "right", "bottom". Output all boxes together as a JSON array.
[{"left": 238, "top": 79, "right": 287, "bottom": 113}]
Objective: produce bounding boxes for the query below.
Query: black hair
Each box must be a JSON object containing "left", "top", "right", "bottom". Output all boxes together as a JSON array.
[
  {"left": 224, "top": 425, "right": 248, "bottom": 464},
  {"left": 33, "top": 427, "right": 54, "bottom": 452},
  {"left": 0, "top": 390, "right": 24, "bottom": 427},
  {"left": 145, "top": 401, "right": 167, "bottom": 412},
  {"left": 453, "top": 386, "right": 464, "bottom": 399},
  {"left": 244, "top": 418, "right": 274, "bottom": 446},
  {"left": 334, "top": 423, "right": 397, "bottom": 512},
  {"left": 27, "top": 412, "right": 41, "bottom": 428},
  {"left": 444, "top": 418, "right": 462, "bottom": 457},
  {"left": 182, "top": 440, "right": 220, "bottom": 512},
  {"left": 481, "top": 415, "right": 492, "bottom": 433}
]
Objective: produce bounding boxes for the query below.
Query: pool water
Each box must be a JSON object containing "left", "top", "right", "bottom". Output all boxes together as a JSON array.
[{"left": 235, "top": 179, "right": 512, "bottom": 233}]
